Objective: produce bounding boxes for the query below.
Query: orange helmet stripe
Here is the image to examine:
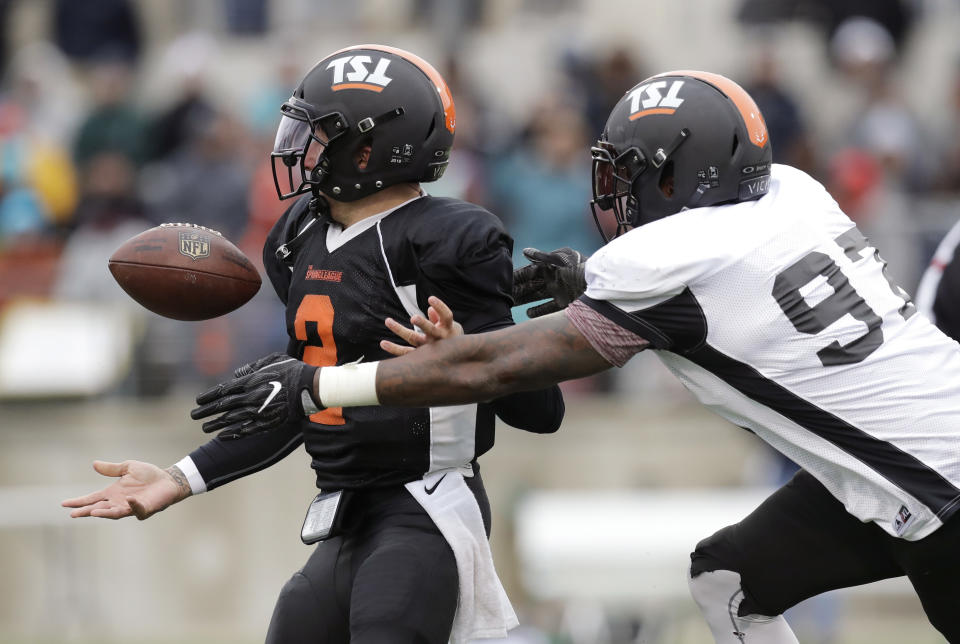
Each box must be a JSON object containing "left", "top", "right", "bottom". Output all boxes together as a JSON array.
[
  {"left": 332, "top": 83, "right": 385, "bottom": 93},
  {"left": 329, "top": 44, "right": 456, "bottom": 134},
  {"left": 629, "top": 107, "right": 678, "bottom": 120},
  {"left": 654, "top": 70, "right": 768, "bottom": 148}
]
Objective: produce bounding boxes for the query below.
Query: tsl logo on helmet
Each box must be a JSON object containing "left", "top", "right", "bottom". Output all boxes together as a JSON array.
[
  {"left": 627, "top": 81, "right": 685, "bottom": 120},
  {"left": 179, "top": 231, "right": 211, "bottom": 260},
  {"left": 327, "top": 56, "right": 393, "bottom": 92}
]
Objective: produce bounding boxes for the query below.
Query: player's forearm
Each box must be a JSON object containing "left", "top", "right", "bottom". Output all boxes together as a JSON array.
[
  {"left": 186, "top": 426, "right": 304, "bottom": 493},
  {"left": 317, "top": 312, "right": 610, "bottom": 408},
  {"left": 164, "top": 465, "right": 193, "bottom": 503}
]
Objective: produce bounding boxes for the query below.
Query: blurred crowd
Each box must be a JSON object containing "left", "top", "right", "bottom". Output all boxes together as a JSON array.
[{"left": 1, "top": 0, "right": 959, "bottom": 406}]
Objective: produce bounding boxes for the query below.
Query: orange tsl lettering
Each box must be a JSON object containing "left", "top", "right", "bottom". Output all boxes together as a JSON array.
[{"left": 294, "top": 294, "right": 344, "bottom": 425}]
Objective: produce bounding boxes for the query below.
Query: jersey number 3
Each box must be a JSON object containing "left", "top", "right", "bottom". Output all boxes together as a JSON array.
[
  {"left": 294, "top": 294, "right": 345, "bottom": 425},
  {"left": 772, "top": 227, "right": 914, "bottom": 366}
]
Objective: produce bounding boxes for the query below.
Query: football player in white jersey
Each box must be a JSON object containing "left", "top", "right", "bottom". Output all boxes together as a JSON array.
[{"left": 191, "top": 71, "right": 960, "bottom": 643}]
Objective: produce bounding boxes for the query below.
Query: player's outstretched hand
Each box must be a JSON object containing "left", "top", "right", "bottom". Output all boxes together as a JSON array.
[
  {"left": 61, "top": 460, "right": 190, "bottom": 520},
  {"left": 512, "top": 247, "right": 588, "bottom": 318},
  {"left": 190, "top": 355, "right": 321, "bottom": 439},
  {"left": 381, "top": 295, "right": 463, "bottom": 356}
]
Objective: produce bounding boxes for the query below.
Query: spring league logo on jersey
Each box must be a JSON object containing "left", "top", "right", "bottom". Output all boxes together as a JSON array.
[{"left": 178, "top": 230, "right": 210, "bottom": 260}]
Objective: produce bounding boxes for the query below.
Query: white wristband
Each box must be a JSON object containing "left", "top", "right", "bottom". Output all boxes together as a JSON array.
[
  {"left": 318, "top": 361, "right": 381, "bottom": 407},
  {"left": 173, "top": 456, "right": 207, "bottom": 495}
]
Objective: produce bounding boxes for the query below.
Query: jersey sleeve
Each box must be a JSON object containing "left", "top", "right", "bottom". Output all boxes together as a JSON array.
[
  {"left": 187, "top": 423, "right": 304, "bottom": 492},
  {"left": 579, "top": 219, "right": 725, "bottom": 351},
  {"left": 411, "top": 202, "right": 514, "bottom": 333},
  {"left": 565, "top": 298, "right": 651, "bottom": 366},
  {"left": 584, "top": 227, "right": 689, "bottom": 312}
]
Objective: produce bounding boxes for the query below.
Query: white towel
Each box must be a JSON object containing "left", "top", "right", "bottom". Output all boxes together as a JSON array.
[{"left": 405, "top": 467, "right": 519, "bottom": 643}]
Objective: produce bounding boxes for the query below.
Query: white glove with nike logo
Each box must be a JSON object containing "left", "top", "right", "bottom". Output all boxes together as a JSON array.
[{"left": 191, "top": 353, "right": 322, "bottom": 439}]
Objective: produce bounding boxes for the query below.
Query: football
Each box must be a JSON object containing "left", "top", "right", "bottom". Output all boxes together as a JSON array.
[{"left": 108, "top": 223, "right": 261, "bottom": 321}]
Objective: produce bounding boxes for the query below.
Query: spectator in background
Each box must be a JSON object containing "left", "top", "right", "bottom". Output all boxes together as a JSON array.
[
  {"left": 144, "top": 109, "right": 251, "bottom": 242},
  {"left": 0, "top": 43, "right": 81, "bottom": 239},
  {"left": 829, "top": 17, "right": 927, "bottom": 289},
  {"left": 246, "top": 55, "right": 302, "bottom": 138},
  {"left": 933, "top": 60, "right": 960, "bottom": 193},
  {"left": 53, "top": 152, "right": 148, "bottom": 302},
  {"left": 72, "top": 59, "right": 149, "bottom": 169},
  {"left": 5, "top": 41, "right": 86, "bottom": 145},
  {"left": 0, "top": 107, "right": 77, "bottom": 241},
  {"left": 580, "top": 47, "right": 644, "bottom": 138},
  {"left": 223, "top": 0, "right": 269, "bottom": 36},
  {"left": 0, "top": 103, "right": 48, "bottom": 240},
  {"left": 743, "top": 47, "right": 816, "bottom": 175},
  {"left": 147, "top": 33, "right": 218, "bottom": 163},
  {"left": 832, "top": 16, "right": 930, "bottom": 191},
  {"left": 52, "top": 0, "right": 141, "bottom": 64},
  {"left": 736, "top": 0, "right": 917, "bottom": 63},
  {"left": 488, "top": 97, "right": 598, "bottom": 272},
  {"left": 427, "top": 56, "right": 494, "bottom": 206}
]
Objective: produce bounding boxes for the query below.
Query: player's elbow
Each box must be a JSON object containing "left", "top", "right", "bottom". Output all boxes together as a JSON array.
[{"left": 536, "top": 393, "right": 565, "bottom": 433}]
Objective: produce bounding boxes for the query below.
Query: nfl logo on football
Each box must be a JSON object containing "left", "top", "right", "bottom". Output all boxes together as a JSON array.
[{"left": 179, "top": 231, "right": 210, "bottom": 260}]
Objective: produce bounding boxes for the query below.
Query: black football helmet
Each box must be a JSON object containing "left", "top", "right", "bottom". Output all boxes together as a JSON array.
[
  {"left": 271, "top": 44, "right": 456, "bottom": 202},
  {"left": 590, "top": 70, "right": 772, "bottom": 241}
]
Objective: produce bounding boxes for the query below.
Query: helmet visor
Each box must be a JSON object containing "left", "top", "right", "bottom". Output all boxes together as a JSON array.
[
  {"left": 271, "top": 102, "right": 348, "bottom": 200},
  {"left": 272, "top": 115, "right": 314, "bottom": 198}
]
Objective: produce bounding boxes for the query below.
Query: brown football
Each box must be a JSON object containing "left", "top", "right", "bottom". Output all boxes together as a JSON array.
[{"left": 108, "top": 223, "right": 261, "bottom": 321}]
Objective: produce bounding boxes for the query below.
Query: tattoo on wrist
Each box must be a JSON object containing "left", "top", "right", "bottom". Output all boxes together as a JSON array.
[{"left": 165, "top": 465, "right": 192, "bottom": 499}]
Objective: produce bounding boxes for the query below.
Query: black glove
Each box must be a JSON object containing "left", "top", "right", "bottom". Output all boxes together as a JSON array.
[
  {"left": 190, "top": 354, "right": 321, "bottom": 440},
  {"left": 512, "top": 247, "right": 588, "bottom": 318}
]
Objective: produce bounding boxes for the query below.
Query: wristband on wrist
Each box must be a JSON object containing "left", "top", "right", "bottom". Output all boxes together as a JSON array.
[
  {"left": 317, "top": 361, "right": 380, "bottom": 407},
  {"left": 173, "top": 456, "right": 207, "bottom": 495}
]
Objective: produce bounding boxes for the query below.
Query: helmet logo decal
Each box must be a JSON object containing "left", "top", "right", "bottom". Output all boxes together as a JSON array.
[
  {"left": 326, "top": 55, "right": 393, "bottom": 92},
  {"left": 654, "top": 70, "right": 769, "bottom": 148},
  {"left": 627, "top": 81, "right": 685, "bottom": 120}
]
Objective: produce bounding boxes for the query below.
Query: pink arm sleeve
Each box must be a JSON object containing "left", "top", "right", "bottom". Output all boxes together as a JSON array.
[{"left": 564, "top": 299, "right": 650, "bottom": 367}]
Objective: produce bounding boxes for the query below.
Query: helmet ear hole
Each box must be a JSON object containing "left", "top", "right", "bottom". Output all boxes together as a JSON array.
[
  {"left": 731, "top": 132, "right": 741, "bottom": 158},
  {"left": 354, "top": 140, "right": 373, "bottom": 170},
  {"left": 658, "top": 160, "right": 675, "bottom": 198}
]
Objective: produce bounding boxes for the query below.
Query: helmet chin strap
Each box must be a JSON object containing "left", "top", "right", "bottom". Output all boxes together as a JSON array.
[
  {"left": 275, "top": 196, "right": 330, "bottom": 265},
  {"left": 686, "top": 181, "right": 714, "bottom": 209}
]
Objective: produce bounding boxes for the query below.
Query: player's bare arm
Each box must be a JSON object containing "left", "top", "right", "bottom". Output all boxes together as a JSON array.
[
  {"left": 62, "top": 460, "right": 192, "bottom": 520},
  {"left": 374, "top": 311, "right": 610, "bottom": 406},
  {"left": 192, "top": 310, "right": 611, "bottom": 436}
]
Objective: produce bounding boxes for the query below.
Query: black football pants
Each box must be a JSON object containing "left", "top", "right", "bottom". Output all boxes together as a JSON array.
[
  {"left": 265, "top": 473, "right": 490, "bottom": 644},
  {"left": 690, "top": 469, "right": 960, "bottom": 642}
]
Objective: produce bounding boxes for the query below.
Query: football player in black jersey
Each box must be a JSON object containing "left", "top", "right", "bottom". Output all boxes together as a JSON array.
[
  {"left": 63, "top": 45, "right": 564, "bottom": 644},
  {"left": 917, "top": 219, "right": 960, "bottom": 341}
]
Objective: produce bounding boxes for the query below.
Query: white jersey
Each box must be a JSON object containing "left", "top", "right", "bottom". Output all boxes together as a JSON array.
[{"left": 581, "top": 164, "right": 960, "bottom": 540}]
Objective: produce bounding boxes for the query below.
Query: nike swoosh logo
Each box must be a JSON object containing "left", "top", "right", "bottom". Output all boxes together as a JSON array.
[
  {"left": 258, "top": 381, "right": 282, "bottom": 413},
  {"left": 424, "top": 473, "right": 447, "bottom": 495}
]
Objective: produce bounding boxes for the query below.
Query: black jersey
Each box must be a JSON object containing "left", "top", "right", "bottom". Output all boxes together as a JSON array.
[{"left": 190, "top": 194, "right": 563, "bottom": 491}]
